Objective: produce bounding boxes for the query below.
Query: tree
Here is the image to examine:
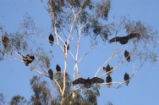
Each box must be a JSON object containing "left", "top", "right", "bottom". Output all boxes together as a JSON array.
[
  {"left": 8, "top": 75, "right": 99, "bottom": 105},
  {"left": 0, "top": 0, "right": 158, "bottom": 105}
]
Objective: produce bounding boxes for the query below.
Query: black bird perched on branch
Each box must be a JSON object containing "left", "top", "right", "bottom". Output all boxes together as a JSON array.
[
  {"left": 48, "top": 69, "right": 53, "bottom": 80},
  {"left": 124, "top": 50, "right": 130, "bottom": 62},
  {"left": 124, "top": 72, "right": 130, "bottom": 86},
  {"left": 49, "top": 33, "right": 54, "bottom": 46},
  {"left": 64, "top": 42, "right": 69, "bottom": 52},
  {"left": 56, "top": 64, "right": 61, "bottom": 72},
  {"left": 106, "top": 75, "right": 112, "bottom": 88},
  {"left": 109, "top": 32, "right": 140, "bottom": 45},
  {"left": 2, "top": 36, "right": 9, "bottom": 48},
  {"left": 72, "top": 77, "right": 104, "bottom": 88},
  {"left": 22, "top": 54, "right": 35, "bottom": 66},
  {"left": 103, "top": 64, "right": 113, "bottom": 75}
]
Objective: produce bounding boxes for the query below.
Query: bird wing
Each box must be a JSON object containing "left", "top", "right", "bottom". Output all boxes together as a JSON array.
[
  {"left": 106, "top": 75, "right": 112, "bottom": 83},
  {"left": 91, "top": 77, "right": 104, "bottom": 83},
  {"left": 27, "top": 56, "right": 34, "bottom": 62},
  {"left": 49, "top": 34, "right": 54, "bottom": 41},
  {"left": 48, "top": 69, "right": 53, "bottom": 74},
  {"left": 124, "top": 50, "right": 129, "bottom": 56},
  {"left": 72, "top": 78, "right": 86, "bottom": 85},
  {"left": 109, "top": 36, "right": 121, "bottom": 43},
  {"left": 56, "top": 64, "right": 61, "bottom": 71},
  {"left": 22, "top": 56, "right": 27, "bottom": 61},
  {"left": 48, "top": 69, "right": 53, "bottom": 80},
  {"left": 124, "top": 73, "right": 130, "bottom": 85},
  {"left": 124, "top": 50, "right": 130, "bottom": 62},
  {"left": 127, "top": 33, "right": 140, "bottom": 40},
  {"left": 124, "top": 73, "right": 130, "bottom": 80}
]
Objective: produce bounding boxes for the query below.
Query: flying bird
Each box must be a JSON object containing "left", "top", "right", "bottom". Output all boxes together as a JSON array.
[
  {"left": 72, "top": 77, "right": 104, "bottom": 88},
  {"left": 103, "top": 64, "right": 113, "bottom": 75},
  {"left": 106, "top": 75, "right": 112, "bottom": 88},
  {"left": 2, "top": 36, "right": 9, "bottom": 48},
  {"left": 56, "top": 64, "right": 61, "bottom": 72},
  {"left": 22, "top": 54, "right": 35, "bottom": 66},
  {"left": 48, "top": 69, "right": 53, "bottom": 80},
  {"left": 49, "top": 33, "right": 54, "bottom": 46},
  {"left": 64, "top": 42, "right": 69, "bottom": 52},
  {"left": 91, "top": 77, "right": 104, "bottom": 83},
  {"left": 124, "top": 72, "right": 130, "bottom": 86},
  {"left": 109, "top": 32, "right": 140, "bottom": 45},
  {"left": 124, "top": 50, "right": 130, "bottom": 62}
]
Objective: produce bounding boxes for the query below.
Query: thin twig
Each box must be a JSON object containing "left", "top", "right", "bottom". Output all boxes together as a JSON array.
[
  {"left": 4, "top": 54, "right": 23, "bottom": 63},
  {"left": 78, "top": 45, "right": 95, "bottom": 63}
]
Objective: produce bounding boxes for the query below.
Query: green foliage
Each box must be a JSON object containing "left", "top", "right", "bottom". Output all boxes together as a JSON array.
[
  {"left": 10, "top": 95, "right": 26, "bottom": 105},
  {"left": 29, "top": 76, "right": 50, "bottom": 105},
  {"left": 48, "top": 0, "right": 112, "bottom": 40},
  {"left": 7, "top": 75, "right": 100, "bottom": 105}
]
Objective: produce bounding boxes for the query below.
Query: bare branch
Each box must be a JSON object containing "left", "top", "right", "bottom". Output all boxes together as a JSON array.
[
  {"left": 54, "top": 79, "right": 63, "bottom": 95},
  {"left": 4, "top": 54, "right": 23, "bottom": 63},
  {"left": 67, "top": 1, "right": 86, "bottom": 42},
  {"left": 78, "top": 45, "right": 95, "bottom": 63}
]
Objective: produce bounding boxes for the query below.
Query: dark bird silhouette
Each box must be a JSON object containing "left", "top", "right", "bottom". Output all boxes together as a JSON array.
[
  {"left": 48, "top": 69, "right": 53, "bottom": 80},
  {"left": 72, "top": 77, "right": 104, "bottom": 88},
  {"left": 109, "top": 32, "right": 140, "bottom": 44},
  {"left": 56, "top": 64, "right": 61, "bottom": 72},
  {"left": 2, "top": 36, "right": 9, "bottom": 48},
  {"left": 124, "top": 72, "right": 130, "bottom": 86},
  {"left": 64, "top": 42, "right": 69, "bottom": 52},
  {"left": 124, "top": 50, "right": 130, "bottom": 62},
  {"left": 22, "top": 54, "right": 35, "bottom": 66},
  {"left": 106, "top": 75, "right": 112, "bottom": 88},
  {"left": 49, "top": 33, "right": 54, "bottom": 46},
  {"left": 103, "top": 64, "right": 113, "bottom": 75}
]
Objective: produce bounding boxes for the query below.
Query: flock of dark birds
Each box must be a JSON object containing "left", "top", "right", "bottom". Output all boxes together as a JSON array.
[
  {"left": 72, "top": 32, "right": 138, "bottom": 88},
  {"left": 48, "top": 64, "right": 62, "bottom": 80},
  {"left": 20, "top": 33, "right": 68, "bottom": 81},
  {"left": 103, "top": 64, "right": 113, "bottom": 87},
  {"left": 49, "top": 33, "right": 69, "bottom": 52},
  {"left": 1, "top": 32, "right": 137, "bottom": 88}
]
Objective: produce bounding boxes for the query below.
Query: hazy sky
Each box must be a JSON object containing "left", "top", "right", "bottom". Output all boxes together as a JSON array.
[{"left": 0, "top": 0, "right": 159, "bottom": 105}]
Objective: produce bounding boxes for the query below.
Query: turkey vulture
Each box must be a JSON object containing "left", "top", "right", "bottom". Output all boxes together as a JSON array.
[
  {"left": 22, "top": 54, "right": 35, "bottom": 66},
  {"left": 64, "top": 42, "right": 69, "bottom": 52},
  {"left": 124, "top": 72, "right": 130, "bottom": 86},
  {"left": 72, "top": 77, "right": 104, "bottom": 88},
  {"left": 103, "top": 64, "right": 113, "bottom": 75},
  {"left": 2, "top": 36, "right": 9, "bottom": 48},
  {"left": 124, "top": 50, "right": 130, "bottom": 62},
  {"left": 49, "top": 33, "right": 54, "bottom": 46},
  {"left": 106, "top": 75, "right": 112, "bottom": 88},
  {"left": 109, "top": 32, "right": 140, "bottom": 45},
  {"left": 56, "top": 64, "right": 61, "bottom": 72},
  {"left": 48, "top": 69, "right": 53, "bottom": 80}
]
